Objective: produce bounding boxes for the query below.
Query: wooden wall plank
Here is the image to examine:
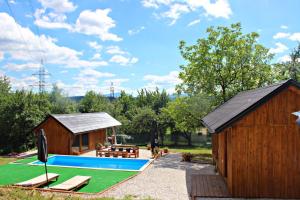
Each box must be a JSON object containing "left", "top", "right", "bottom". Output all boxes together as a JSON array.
[{"left": 224, "top": 86, "right": 300, "bottom": 198}]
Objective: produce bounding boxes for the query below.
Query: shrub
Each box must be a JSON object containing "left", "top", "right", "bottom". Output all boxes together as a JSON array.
[{"left": 182, "top": 152, "right": 193, "bottom": 162}]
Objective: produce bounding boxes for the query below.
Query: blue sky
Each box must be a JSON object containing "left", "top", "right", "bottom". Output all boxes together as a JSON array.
[{"left": 0, "top": 0, "right": 299, "bottom": 96}]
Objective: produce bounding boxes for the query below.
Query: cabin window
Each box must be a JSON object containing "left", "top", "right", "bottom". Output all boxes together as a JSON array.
[{"left": 81, "top": 133, "right": 89, "bottom": 151}]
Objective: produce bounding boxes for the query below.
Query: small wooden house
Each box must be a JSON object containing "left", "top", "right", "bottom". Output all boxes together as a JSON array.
[
  {"left": 34, "top": 112, "right": 121, "bottom": 155},
  {"left": 202, "top": 79, "right": 300, "bottom": 199}
]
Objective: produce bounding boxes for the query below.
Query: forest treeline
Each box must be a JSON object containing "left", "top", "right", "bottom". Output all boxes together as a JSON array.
[{"left": 0, "top": 23, "right": 299, "bottom": 154}]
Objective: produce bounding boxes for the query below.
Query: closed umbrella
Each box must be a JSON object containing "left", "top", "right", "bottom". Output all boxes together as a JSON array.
[
  {"left": 292, "top": 111, "right": 300, "bottom": 126},
  {"left": 37, "top": 129, "right": 49, "bottom": 187}
]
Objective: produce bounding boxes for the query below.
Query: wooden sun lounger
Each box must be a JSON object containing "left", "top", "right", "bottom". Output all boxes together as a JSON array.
[
  {"left": 49, "top": 176, "right": 91, "bottom": 191},
  {"left": 14, "top": 173, "right": 59, "bottom": 187}
]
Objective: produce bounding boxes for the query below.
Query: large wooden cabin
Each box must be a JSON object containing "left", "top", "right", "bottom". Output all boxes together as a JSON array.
[
  {"left": 202, "top": 79, "right": 300, "bottom": 199},
  {"left": 34, "top": 112, "right": 121, "bottom": 155}
]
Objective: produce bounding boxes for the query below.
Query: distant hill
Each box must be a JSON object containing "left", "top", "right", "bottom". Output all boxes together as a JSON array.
[
  {"left": 69, "top": 93, "right": 185, "bottom": 102},
  {"left": 69, "top": 93, "right": 121, "bottom": 102}
]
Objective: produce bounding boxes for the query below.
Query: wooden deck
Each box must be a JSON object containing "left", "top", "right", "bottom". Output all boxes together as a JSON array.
[{"left": 191, "top": 174, "right": 230, "bottom": 199}]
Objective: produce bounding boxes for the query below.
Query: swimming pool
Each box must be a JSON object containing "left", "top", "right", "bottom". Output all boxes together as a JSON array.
[{"left": 30, "top": 155, "right": 151, "bottom": 171}]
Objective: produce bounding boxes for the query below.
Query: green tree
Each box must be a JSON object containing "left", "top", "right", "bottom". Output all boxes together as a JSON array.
[
  {"left": 274, "top": 43, "right": 300, "bottom": 81},
  {"left": 178, "top": 23, "right": 274, "bottom": 105},
  {"left": 79, "top": 91, "right": 113, "bottom": 113},
  {"left": 163, "top": 94, "right": 211, "bottom": 146},
  {"left": 116, "top": 90, "right": 136, "bottom": 118},
  {"left": 130, "top": 107, "right": 158, "bottom": 144},
  {"left": 136, "top": 88, "right": 169, "bottom": 114},
  {"left": 49, "top": 84, "right": 77, "bottom": 114},
  {"left": 0, "top": 90, "right": 51, "bottom": 154}
]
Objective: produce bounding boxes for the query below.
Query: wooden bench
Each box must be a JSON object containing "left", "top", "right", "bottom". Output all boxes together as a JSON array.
[{"left": 96, "top": 145, "right": 139, "bottom": 158}]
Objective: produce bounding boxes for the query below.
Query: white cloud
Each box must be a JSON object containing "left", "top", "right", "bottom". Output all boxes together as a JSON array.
[
  {"left": 5, "top": 63, "right": 40, "bottom": 71},
  {"left": 273, "top": 32, "right": 300, "bottom": 41},
  {"left": 278, "top": 55, "right": 291, "bottom": 63},
  {"left": 34, "top": 9, "right": 72, "bottom": 30},
  {"left": 109, "top": 55, "right": 138, "bottom": 66},
  {"left": 55, "top": 74, "right": 133, "bottom": 96},
  {"left": 186, "top": 0, "right": 232, "bottom": 19},
  {"left": 0, "top": 12, "right": 108, "bottom": 68},
  {"left": 0, "top": 70, "right": 4, "bottom": 77},
  {"left": 79, "top": 69, "right": 115, "bottom": 78},
  {"left": 34, "top": 7, "right": 122, "bottom": 42},
  {"left": 87, "top": 41, "right": 102, "bottom": 51},
  {"left": 269, "top": 42, "right": 288, "bottom": 54},
  {"left": 142, "top": 0, "right": 172, "bottom": 8},
  {"left": 144, "top": 70, "right": 182, "bottom": 85},
  {"left": 60, "top": 70, "right": 68, "bottom": 73},
  {"left": 162, "top": 3, "right": 190, "bottom": 25},
  {"left": 38, "top": 0, "right": 77, "bottom": 13},
  {"left": 92, "top": 53, "right": 101, "bottom": 60},
  {"left": 143, "top": 70, "right": 182, "bottom": 94},
  {"left": 128, "top": 26, "right": 146, "bottom": 36},
  {"left": 273, "top": 32, "right": 290, "bottom": 39},
  {"left": 106, "top": 46, "right": 127, "bottom": 55},
  {"left": 289, "top": 33, "right": 300, "bottom": 41},
  {"left": 280, "top": 25, "right": 288, "bottom": 29},
  {"left": 7, "top": 75, "right": 39, "bottom": 91},
  {"left": 75, "top": 9, "right": 122, "bottom": 42},
  {"left": 187, "top": 19, "right": 200, "bottom": 27},
  {"left": 104, "top": 78, "right": 129, "bottom": 86},
  {"left": 0, "top": 52, "right": 4, "bottom": 61},
  {"left": 142, "top": 0, "right": 232, "bottom": 25}
]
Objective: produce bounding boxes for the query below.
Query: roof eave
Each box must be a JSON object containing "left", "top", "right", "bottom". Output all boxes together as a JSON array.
[
  {"left": 202, "top": 79, "right": 300, "bottom": 134},
  {"left": 201, "top": 120, "right": 215, "bottom": 134}
]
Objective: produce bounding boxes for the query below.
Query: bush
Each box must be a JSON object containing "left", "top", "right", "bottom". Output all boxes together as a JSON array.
[{"left": 182, "top": 152, "right": 193, "bottom": 162}]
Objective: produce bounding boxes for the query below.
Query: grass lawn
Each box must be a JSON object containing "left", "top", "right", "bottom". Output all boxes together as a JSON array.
[
  {"left": 0, "top": 188, "right": 153, "bottom": 200},
  {"left": 0, "top": 156, "right": 137, "bottom": 194},
  {"left": 0, "top": 157, "right": 17, "bottom": 165},
  {"left": 166, "top": 146, "right": 211, "bottom": 154}
]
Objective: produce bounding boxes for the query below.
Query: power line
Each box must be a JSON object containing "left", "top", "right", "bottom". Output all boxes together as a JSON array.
[
  {"left": 27, "top": 0, "right": 46, "bottom": 62},
  {"left": 4, "top": 0, "right": 37, "bottom": 62}
]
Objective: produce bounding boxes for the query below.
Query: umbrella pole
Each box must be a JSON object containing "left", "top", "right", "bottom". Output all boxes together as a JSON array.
[{"left": 44, "top": 162, "right": 49, "bottom": 188}]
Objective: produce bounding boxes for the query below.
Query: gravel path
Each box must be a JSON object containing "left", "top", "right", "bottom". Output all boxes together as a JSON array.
[{"left": 99, "top": 153, "right": 215, "bottom": 200}]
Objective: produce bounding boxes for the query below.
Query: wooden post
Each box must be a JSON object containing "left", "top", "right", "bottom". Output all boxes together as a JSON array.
[{"left": 112, "top": 127, "right": 117, "bottom": 144}]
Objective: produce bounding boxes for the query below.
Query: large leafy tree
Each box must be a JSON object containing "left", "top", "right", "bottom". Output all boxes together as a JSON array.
[
  {"left": 274, "top": 43, "right": 300, "bottom": 81},
  {"left": 162, "top": 94, "right": 211, "bottom": 146},
  {"left": 0, "top": 89, "right": 51, "bottom": 154},
  {"left": 136, "top": 88, "right": 169, "bottom": 114},
  {"left": 49, "top": 84, "right": 77, "bottom": 114},
  {"left": 178, "top": 23, "right": 274, "bottom": 105},
  {"left": 78, "top": 91, "right": 113, "bottom": 114}
]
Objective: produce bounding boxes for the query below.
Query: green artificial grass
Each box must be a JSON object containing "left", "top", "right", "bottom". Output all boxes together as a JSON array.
[
  {"left": 0, "top": 158, "right": 137, "bottom": 194},
  {"left": 13, "top": 154, "right": 55, "bottom": 164}
]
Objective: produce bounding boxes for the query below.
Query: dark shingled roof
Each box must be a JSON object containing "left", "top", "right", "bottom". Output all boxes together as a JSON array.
[
  {"left": 202, "top": 79, "right": 300, "bottom": 134},
  {"left": 50, "top": 112, "right": 121, "bottom": 134}
]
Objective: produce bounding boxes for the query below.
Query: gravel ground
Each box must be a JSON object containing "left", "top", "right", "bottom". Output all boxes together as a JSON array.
[{"left": 98, "top": 153, "right": 215, "bottom": 200}]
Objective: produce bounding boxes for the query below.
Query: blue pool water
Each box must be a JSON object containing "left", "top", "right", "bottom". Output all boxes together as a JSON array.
[{"left": 31, "top": 155, "right": 150, "bottom": 171}]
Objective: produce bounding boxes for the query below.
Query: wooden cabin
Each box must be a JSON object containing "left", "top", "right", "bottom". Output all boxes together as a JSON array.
[
  {"left": 34, "top": 112, "right": 121, "bottom": 155},
  {"left": 202, "top": 79, "right": 300, "bottom": 199}
]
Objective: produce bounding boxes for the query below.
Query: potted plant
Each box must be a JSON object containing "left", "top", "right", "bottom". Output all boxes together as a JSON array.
[
  {"left": 104, "top": 142, "right": 110, "bottom": 148},
  {"left": 182, "top": 153, "right": 193, "bottom": 162},
  {"left": 163, "top": 147, "right": 169, "bottom": 153},
  {"left": 96, "top": 143, "right": 103, "bottom": 150}
]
